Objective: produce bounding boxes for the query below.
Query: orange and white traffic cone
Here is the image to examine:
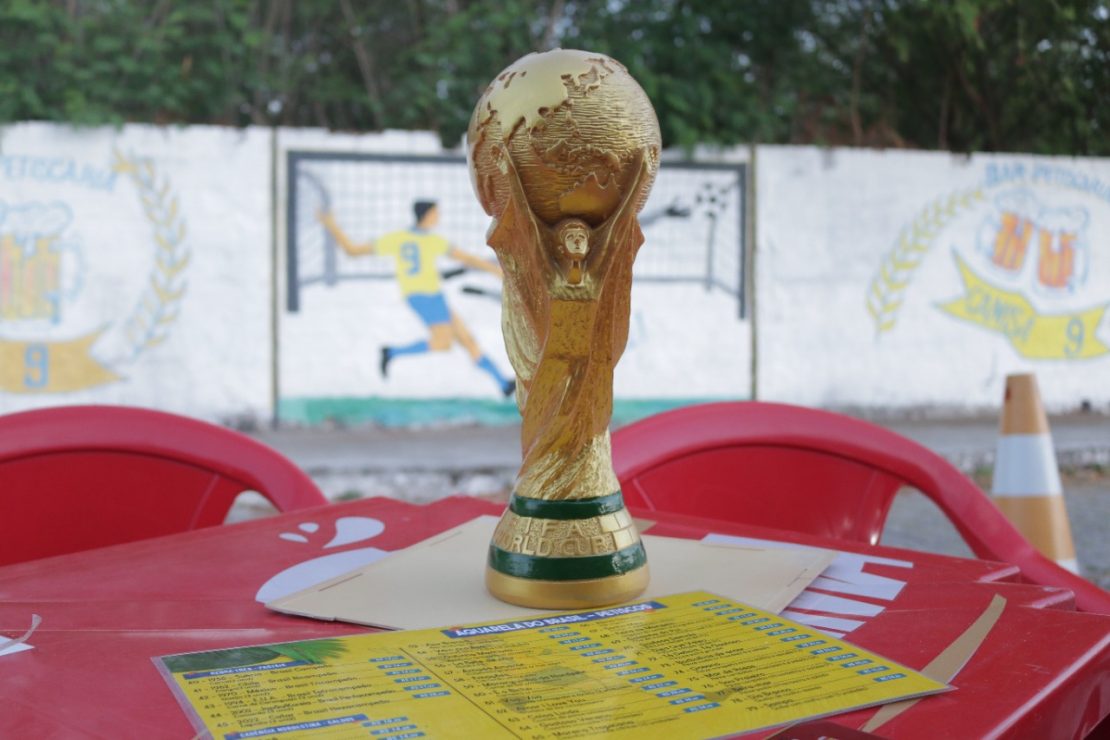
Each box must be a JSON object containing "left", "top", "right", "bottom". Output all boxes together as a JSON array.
[{"left": 991, "top": 373, "right": 1078, "bottom": 573}]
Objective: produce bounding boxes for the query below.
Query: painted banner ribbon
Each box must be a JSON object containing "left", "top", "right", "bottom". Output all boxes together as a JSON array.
[
  {"left": 0, "top": 329, "right": 120, "bottom": 392},
  {"left": 939, "top": 254, "right": 1109, "bottom": 359}
]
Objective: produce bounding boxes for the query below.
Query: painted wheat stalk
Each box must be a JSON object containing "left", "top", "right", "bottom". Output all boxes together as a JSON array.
[
  {"left": 113, "top": 149, "right": 190, "bottom": 356},
  {"left": 867, "top": 187, "right": 984, "bottom": 334}
]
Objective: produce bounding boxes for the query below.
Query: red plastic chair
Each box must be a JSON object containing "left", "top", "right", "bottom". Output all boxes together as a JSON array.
[
  {"left": 611, "top": 401, "right": 1110, "bottom": 614},
  {"left": 0, "top": 405, "right": 328, "bottom": 566}
]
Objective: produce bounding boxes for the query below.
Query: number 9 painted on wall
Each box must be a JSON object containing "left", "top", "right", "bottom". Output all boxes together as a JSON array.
[
  {"left": 401, "top": 241, "right": 421, "bottom": 276},
  {"left": 1064, "top": 317, "right": 1085, "bottom": 357},
  {"left": 24, "top": 344, "right": 49, "bottom": 389}
]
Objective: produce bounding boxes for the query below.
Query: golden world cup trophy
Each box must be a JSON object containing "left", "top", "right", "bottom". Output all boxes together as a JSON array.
[{"left": 467, "top": 49, "right": 661, "bottom": 608}]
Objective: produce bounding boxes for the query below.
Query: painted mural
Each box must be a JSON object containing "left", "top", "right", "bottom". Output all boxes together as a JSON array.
[
  {"left": 0, "top": 149, "right": 189, "bottom": 393},
  {"left": 757, "top": 146, "right": 1110, "bottom": 412},
  {"left": 319, "top": 196, "right": 515, "bottom": 398},
  {"left": 279, "top": 146, "right": 751, "bottom": 426},
  {"left": 0, "top": 123, "right": 272, "bottom": 421},
  {"left": 15, "top": 126, "right": 1105, "bottom": 422},
  {"left": 868, "top": 162, "right": 1109, "bottom": 360}
]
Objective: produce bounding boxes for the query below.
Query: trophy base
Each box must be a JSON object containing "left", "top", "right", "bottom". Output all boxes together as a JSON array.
[{"left": 486, "top": 563, "right": 650, "bottom": 610}]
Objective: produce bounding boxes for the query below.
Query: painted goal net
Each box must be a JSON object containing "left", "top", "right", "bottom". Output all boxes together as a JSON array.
[{"left": 286, "top": 151, "right": 747, "bottom": 316}]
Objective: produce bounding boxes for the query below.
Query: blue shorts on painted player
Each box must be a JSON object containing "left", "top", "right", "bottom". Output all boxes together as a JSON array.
[
  {"left": 380, "top": 289, "right": 515, "bottom": 398},
  {"left": 322, "top": 199, "right": 514, "bottom": 397}
]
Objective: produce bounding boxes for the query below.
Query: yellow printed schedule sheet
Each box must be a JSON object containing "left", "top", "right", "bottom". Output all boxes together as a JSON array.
[{"left": 155, "top": 591, "right": 948, "bottom": 739}]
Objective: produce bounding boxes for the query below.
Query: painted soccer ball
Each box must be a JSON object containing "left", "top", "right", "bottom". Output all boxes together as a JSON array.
[{"left": 467, "top": 49, "right": 661, "bottom": 229}]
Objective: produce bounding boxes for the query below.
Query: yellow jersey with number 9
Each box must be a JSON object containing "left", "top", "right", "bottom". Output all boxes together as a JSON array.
[{"left": 376, "top": 229, "right": 450, "bottom": 295}]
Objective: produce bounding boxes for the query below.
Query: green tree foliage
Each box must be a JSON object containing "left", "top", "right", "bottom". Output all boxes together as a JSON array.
[
  {"left": 1, "top": 0, "right": 1107, "bottom": 154},
  {"left": 814, "top": 0, "right": 1110, "bottom": 153},
  {"left": 0, "top": 0, "right": 257, "bottom": 125}
]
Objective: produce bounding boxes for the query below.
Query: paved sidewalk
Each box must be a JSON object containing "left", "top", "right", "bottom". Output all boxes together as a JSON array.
[
  {"left": 879, "top": 413, "right": 1110, "bottom": 471},
  {"left": 249, "top": 413, "right": 1110, "bottom": 476}
]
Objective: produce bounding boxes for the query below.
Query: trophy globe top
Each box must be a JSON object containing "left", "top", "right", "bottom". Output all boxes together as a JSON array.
[{"left": 467, "top": 48, "right": 661, "bottom": 229}]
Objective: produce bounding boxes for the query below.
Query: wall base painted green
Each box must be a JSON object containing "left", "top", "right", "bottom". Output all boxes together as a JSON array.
[{"left": 277, "top": 397, "right": 744, "bottom": 428}]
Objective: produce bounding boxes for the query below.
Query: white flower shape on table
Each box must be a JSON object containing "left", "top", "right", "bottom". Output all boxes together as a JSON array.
[{"left": 256, "top": 516, "right": 389, "bottom": 603}]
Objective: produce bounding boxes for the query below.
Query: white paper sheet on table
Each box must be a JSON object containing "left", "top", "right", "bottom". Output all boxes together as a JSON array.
[{"left": 268, "top": 515, "right": 834, "bottom": 630}]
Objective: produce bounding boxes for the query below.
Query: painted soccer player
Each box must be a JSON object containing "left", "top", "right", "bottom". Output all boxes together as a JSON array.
[{"left": 319, "top": 200, "right": 515, "bottom": 396}]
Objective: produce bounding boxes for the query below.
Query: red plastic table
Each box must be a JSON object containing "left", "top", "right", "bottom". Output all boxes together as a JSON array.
[{"left": 1, "top": 496, "right": 1107, "bottom": 738}]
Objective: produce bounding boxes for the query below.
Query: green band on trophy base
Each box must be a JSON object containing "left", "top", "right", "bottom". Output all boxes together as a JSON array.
[
  {"left": 488, "top": 542, "right": 647, "bottom": 581},
  {"left": 508, "top": 492, "right": 626, "bottom": 520}
]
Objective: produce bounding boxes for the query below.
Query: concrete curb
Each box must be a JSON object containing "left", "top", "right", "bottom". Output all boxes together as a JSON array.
[{"left": 249, "top": 415, "right": 1110, "bottom": 478}]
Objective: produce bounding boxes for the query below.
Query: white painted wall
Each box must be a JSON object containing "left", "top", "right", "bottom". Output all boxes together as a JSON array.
[
  {"left": 0, "top": 122, "right": 272, "bottom": 421},
  {"left": 8, "top": 123, "right": 1104, "bottom": 423},
  {"left": 755, "top": 146, "right": 1110, "bottom": 412},
  {"left": 0, "top": 123, "right": 751, "bottom": 425}
]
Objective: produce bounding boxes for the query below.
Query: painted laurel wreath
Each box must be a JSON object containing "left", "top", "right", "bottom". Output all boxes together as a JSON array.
[
  {"left": 866, "top": 187, "right": 984, "bottom": 334},
  {"left": 112, "top": 149, "right": 190, "bottom": 358}
]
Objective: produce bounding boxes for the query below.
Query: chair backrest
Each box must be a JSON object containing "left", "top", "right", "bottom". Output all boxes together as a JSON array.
[
  {"left": 0, "top": 405, "right": 328, "bottom": 565},
  {"left": 612, "top": 401, "right": 1110, "bottom": 614}
]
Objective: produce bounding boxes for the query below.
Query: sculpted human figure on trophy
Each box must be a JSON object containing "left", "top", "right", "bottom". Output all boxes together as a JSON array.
[
  {"left": 488, "top": 142, "right": 653, "bottom": 505},
  {"left": 555, "top": 219, "right": 589, "bottom": 287}
]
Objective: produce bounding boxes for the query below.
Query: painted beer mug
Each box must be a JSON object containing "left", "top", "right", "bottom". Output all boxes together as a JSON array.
[
  {"left": 1034, "top": 206, "right": 1087, "bottom": 292},
  {"left": 987, "top": 190, "right": 1037, "bottom": 273},
  {"left": 467, "top": 49, "right": 660, "bottom": 608},
  {"left": 984, "top": 190, "right": 1088, "bottom": 292}
]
